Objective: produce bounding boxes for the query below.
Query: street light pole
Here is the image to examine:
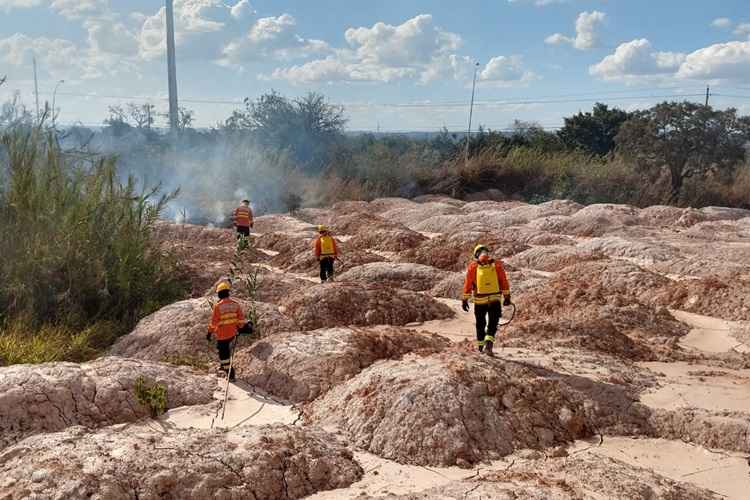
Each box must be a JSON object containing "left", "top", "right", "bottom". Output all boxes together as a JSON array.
[
  {"left": 51, "top": 80, "right": 64, "bottom": 128},
  {"left": 465, "top": 62, "right": 480, "bottom": 166}
]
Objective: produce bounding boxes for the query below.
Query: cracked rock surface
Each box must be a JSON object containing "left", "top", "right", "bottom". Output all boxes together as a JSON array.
[
  {"left": 337, "top": 262, "right": 451, "bottom": 292},
  {"left": 305, "top": 351, "right": 618, "bottom": 466},
  {"left": 110, "top": 298, "right": 296, "bottom": 361},
  {"left": 0, "top": 424, "right": 362, "bottom": 500},
  {"left": 283, "top": 282, "right": 455, "bottom": 330},
  {"left": 0, "top": 357, "right": 213, "bottom": 449},
  {"left": 234, "top": 327, "right": 449, "bottom": 403}
]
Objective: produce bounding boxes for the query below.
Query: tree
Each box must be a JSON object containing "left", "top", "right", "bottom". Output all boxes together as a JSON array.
[
  {"left": 103, "top": 105, "right": 132, "bottom": 136},
  {"left": 508, "top": 120, "right": 563, "bottom": 152},
  {"left": 227, "top": 91, "right": 346, "bottom": 171},
  {"left": 126, "top": 103, "right": 156, "bottom": 129},
  {"left": 0, "top": 91, "right": 33, "bottom": 129},
  {"left": 160, "top": 106, "right": 195, "bottom": 131},
  {"left": 558, "top": 103, "right": 630, "bottom": 156},
  {"left": 616, "top": 102, "right": 750, "bottom": 201}
]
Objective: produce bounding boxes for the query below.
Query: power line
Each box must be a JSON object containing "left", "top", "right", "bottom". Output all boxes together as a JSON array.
[{"left": 27, "top": 90, "right": 713, "bottom": 109}]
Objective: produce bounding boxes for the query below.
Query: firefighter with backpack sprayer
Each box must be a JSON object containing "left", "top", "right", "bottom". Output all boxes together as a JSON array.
[
  {"left": 206, "top": 281, "right": 253, "bottom": 381},
  {"left": 313, "top": 225, "right": 339, "bottom": 282},
  {"left": 461, "top": 244, "right": 512, "bottom": 356}
]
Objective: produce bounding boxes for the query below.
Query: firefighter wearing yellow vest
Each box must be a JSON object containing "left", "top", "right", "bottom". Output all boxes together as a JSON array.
[
  {"left": 232, "top": 199, "right": 254, "bottom": 238},
  {"left": 206, "top": 281, "right": 251, "bottom": 381},
  {"left": 313, "top": 225, "right": 339, "bottom": 282},
  {"left": 462, "top": 244, "right": 511, "bottom": 356}
]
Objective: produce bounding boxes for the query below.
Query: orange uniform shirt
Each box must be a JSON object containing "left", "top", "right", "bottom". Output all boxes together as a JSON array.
[
  {"left": 209, "top": 298, "right": 245, "bottom": 341},
  {"left": 233, "top": 205, "right": 253, "bottom": 228}
]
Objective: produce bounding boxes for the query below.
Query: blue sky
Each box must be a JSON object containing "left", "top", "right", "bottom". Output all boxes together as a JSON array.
[{"left": 1, "top": 0, "right": 749, "bottom": 131}]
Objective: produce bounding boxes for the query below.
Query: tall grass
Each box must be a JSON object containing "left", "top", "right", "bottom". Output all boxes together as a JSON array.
[
  {"left": 0, "top": 127, "right": 188, "bottom": 365},
  {"left": 314, "top": 144, "right": 749, "bottom": 209}
]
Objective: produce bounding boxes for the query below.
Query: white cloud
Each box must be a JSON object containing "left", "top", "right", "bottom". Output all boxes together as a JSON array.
[
  {"left": 676, "top": 41, "right": 750, "bottom": 80},
  {"left": 545, "top": 33, "right": 571, "bottom": 46},
  {"left": 230, "top": 0, "right": 253, "bottom": 20},
  {"left": 344, "top": 14, "right": 460, "bottom": 68},
  {"left": 269, "top": 57, "right": 416, "bottom": 84},
  {"left": 479, "top": 55, "right": 535, "bottom": 85},
  {"left": 546, "top": 10, "right": 606, "bottom": 50},
  {"left": 589, "top": 38, "right": 685, "bottom": 80},
  {"left": 734, "top": 23, "right": 750, "bottom": 39},
  {"left": 711, "top": 17, "right": 732, "bottom": 29},
  {"left": 0, "top": 0, "right": 42, "bottom": 11},
  {"left": 84, "top": 17, "right": 139, "bottom": 57},
  {"left": 219, "top": 14, "right": 330, "bottom": 66},
  {"left": 50, "top": 0, "right": 106, "bottom": 20},
  {"left": 0, "top": 33, "right": 94, "bottom": 80},
  {"left": 591, "top": 38, "right": 750, "bottom": 83},
  {"left": 137, "top": 0, "right": 232, "bottom": 60},
  {"left": 269, "top": 14, "right": 469, "bottom": 85}
]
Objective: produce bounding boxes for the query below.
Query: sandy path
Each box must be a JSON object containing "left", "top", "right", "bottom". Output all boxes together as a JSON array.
[
  {"left": 672, "top": 309, "right": 750, "bottom": 354},
  {"left": 163, "top": 379, "right": 298, "bottom": 430},
  {"left": 307, "top": 453, "right": 509, "bottom": 499},
  {"left": 572, "top": 437, "right": 750, "bottom": 500},
  {"left": 638, "top": 361, "right": 750, "bottom": 412}
]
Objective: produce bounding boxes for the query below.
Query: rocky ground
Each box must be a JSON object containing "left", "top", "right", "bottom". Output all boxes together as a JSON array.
[{"left": 2, "top": 197, "right": 750, "bottom": 499}]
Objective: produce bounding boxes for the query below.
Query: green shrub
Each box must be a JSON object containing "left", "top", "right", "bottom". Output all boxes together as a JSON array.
[
  {"left": 133, "top": 376, "right": 167, "bottom": 418},
  {"left": 0, "top": 126, "right": 188, "bottom": 365}
]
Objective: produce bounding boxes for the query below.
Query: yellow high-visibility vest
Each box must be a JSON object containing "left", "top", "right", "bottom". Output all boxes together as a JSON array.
[
  {"left": 476, "top": 263, "right": 500, "bottom": 295},
  {"left": 320, "top": 236, "right": 335, "bottom": 256}
]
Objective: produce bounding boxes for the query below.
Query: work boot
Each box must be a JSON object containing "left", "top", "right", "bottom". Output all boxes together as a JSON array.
[
  {"left": 477, "top": 343, "right": 484, "bottom": 353},
  {"left": 484, "top": 341, "right": 494, "bottom": 357},
  {"left": 228, "top": 368, "right": 236, "bottom": 382}
]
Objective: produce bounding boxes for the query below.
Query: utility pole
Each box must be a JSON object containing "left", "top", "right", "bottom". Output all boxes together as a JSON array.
[
  {"left": 33, "top": 56, "right": 40, "bottom": 124},
  {"left": 165, "top": 0, "right": 179, "bottom": 133},
  {"left": 705, "top": 86, "right": 710, "bottom": 107},
  {"left": 465, "top": 62, "right": 480, "bottom": 166}
]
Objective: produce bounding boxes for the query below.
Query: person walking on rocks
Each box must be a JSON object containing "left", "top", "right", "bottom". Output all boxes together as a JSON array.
[
  {"left": 206, "top": 281, "right": 250, "bottom": 381},
  {"left": 462, "top": 244, "right": 511, "bottom": 356},
  {"left": 232, "top": 199, "right": 254, "bottom": 238},
  {"left": 313, "top": 225, "right": 339, "bottom": 283}
]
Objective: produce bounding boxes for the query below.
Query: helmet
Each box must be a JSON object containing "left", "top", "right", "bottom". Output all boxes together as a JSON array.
[
  {"left": 473, "top": 244, "right": 489, "bottom": 259},
  {"left": 317, "top": 224, "right": 328, "bottom": 233},
  {"left": 216, "top": 281, "right": 231, "bottom": 293}
]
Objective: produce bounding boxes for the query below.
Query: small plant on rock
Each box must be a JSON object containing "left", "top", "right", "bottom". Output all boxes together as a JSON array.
[{"left": 134, "top": 376, "right": 167, "bottom": 417}]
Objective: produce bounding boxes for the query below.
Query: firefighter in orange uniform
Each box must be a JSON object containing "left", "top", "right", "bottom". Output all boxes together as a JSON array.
[
  {"left": 206, "top": 281, "right": 248, "bottom": 381},
  {"left": 232, "top": 199, "right": 254, "bottom": 238},
  {"left": 313, "top": 225, "right": 339, "bottom": 282},
  {"left": 462, "top": 244, "right": 511, "bottom": 356}
]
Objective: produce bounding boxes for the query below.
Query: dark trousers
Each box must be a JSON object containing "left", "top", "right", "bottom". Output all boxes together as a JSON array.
[
  {"left": 474, "top": 301, "right": 502, "bottom": 343},
  {"left": 216, "top": 337, "right": 236, "bottom": 377},
  {"left": 236, "top": 226, "right": 250, "bottom": 238},
  {"left": 320, "top": 257, "right": 335, "bottom": 282}
]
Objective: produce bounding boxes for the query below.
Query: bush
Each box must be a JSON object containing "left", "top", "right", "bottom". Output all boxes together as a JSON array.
[
  {"left": 134, "top": 376, "right": 167, "bottom": 417},
  {"left": 0, "top": 127, "right": 188, "bottom": 365}
]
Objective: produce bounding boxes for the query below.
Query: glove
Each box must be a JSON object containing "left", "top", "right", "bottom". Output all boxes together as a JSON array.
[
  {"left": 238, "top": 321, "right": 254, "bottom": 336},
  {"left": 205, "top": 331, "right": 213, "bottom": 342},
  {"left": 461, "top": 300, "right": 470, "bottom": 312},
  {"left": 503, "top": 295, "right": 512, "bottom": 307}
]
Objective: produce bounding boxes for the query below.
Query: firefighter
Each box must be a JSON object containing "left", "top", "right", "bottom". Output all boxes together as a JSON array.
[
  {"left": 232, "top": 199, "right": 254, "bottom": 238},
  {"left": 206, "top": 281, "right": 251, "bottom": 381},
  {"left": 462, "top": 244, "right": 512, "bottom": 356},
  {"left": 313, "top": 225, "right": 338, "bottom": 282}
]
